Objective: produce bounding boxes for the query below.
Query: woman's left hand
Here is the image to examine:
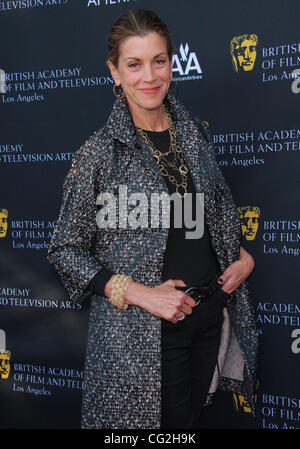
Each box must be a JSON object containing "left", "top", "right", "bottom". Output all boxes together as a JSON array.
[{"left": 217, "top": 247, "right": 254, "bottom": 294}]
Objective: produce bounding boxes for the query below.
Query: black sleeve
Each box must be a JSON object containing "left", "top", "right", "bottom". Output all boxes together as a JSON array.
[{"left": 89, "top": 268, "right": 115, "bottom": 297}]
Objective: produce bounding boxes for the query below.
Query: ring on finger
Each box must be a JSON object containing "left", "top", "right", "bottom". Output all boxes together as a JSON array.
[{"left": 175, "top": 311, "right": 186, "bottom": 321}]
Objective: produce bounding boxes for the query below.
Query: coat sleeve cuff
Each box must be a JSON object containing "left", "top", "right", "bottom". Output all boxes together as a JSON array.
[{"left": 89, "top": 268, "right": 115, "bottom": 297}]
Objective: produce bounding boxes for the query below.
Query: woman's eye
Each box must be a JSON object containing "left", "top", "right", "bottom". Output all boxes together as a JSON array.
[{"left": 127, "top": 59, "right": 166, "bottom": 69}]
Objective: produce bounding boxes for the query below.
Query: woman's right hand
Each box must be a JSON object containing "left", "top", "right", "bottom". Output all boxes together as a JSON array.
[{"left": 124, "top": 279, "right": 196, "bottom": 324}]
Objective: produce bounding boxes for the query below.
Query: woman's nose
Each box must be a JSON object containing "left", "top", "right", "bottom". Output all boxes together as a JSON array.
[{"left": 143, "top": 64, "right": 156, "bottom": 82}]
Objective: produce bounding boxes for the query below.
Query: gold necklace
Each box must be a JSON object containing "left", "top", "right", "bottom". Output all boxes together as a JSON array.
[{"left": 136, "top": 110, "right": 189, "bottom": 198}]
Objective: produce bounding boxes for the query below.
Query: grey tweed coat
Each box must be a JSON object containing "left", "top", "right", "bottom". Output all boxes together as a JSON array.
[{"left": 47, "top": 94, "right": 258, "bottom": 429}]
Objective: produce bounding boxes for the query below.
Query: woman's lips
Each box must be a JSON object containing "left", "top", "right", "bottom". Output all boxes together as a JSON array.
[{"left": 139, "top": 86, "right": 160, "bottom": 94}]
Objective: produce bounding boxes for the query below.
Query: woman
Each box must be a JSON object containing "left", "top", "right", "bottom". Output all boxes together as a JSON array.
[{"left": 47, "top": 9, "right": 258, "bottom": 429}]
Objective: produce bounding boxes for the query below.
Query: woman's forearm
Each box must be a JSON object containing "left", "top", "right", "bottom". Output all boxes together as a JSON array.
[
  {"left": 104, "top": 275, "right": 194, "bottom": 324},
  {"left": 240, "top": 246, "right": 255, "bottom": 274},
  {"left": 104, "top": 275, "right": 150, "bottom": 308}
]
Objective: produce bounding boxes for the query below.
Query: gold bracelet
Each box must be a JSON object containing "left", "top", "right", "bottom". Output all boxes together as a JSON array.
[{"left": 109, "top": 274, "right": 133, "bottom": 310}]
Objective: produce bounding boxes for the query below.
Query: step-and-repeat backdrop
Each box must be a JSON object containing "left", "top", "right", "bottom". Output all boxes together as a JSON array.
[{"left": 1, "top": 0, "right": 299, "bottom": 429}]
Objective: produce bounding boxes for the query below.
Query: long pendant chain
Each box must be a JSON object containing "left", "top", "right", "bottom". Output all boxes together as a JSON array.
[{"left": 136, "top": 110, "right": 189, "bottom": 198}]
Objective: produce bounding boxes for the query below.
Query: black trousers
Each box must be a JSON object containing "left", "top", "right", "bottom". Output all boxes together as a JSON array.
[{"left": 160, "top": 285, "right": 226, "bottom": 429}]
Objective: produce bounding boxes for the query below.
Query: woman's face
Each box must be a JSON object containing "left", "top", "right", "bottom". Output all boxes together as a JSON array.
[{"left": 108, "top": 32, "right": 173, "bottom": 120}]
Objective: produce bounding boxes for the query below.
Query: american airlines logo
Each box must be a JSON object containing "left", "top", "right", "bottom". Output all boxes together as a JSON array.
[{"left": 172, "top": 43, "right": 203, "bottom": 80}]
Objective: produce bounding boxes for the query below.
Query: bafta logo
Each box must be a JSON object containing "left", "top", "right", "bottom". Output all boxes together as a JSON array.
[
  {"left": 0, "top": 350, "right": 11, "bottom": 379},
  {"left": 233, "top": 382, "right": 258, "bottom": 414},
  {"left": 0, "top": 209, "right": 8, "bottom": 238},
  {"left": 0, "top": 330, "right": 10, "bottom": 379},
  {"left": 233, "top": 392, "right": 252, "bottom": 413},
  {"left": 237, "top": 206, "right": 260, "bottom": 241},
  {"left": 230, "top": 34, "right": 258, "bottom": 73}
]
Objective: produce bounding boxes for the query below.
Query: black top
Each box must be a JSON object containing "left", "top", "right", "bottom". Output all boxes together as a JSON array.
[
  {"left": 144, "top": 129, "right": 220, "bottom": 285},
  {"left": 90, "top": 128, "right": 220, "bottom": 296}
]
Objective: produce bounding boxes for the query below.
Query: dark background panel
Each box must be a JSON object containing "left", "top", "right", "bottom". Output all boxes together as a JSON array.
[{"left": 0, "top": 0, "right": 299, "bottom": 429}]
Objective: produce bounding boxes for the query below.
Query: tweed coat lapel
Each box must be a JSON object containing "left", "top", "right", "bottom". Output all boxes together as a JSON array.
[
  {"left": 104, "top": 95, "right": 207, "bottom": 196},
  {"left": 104, "top": 96, "right": 168, "bottom": 185}
]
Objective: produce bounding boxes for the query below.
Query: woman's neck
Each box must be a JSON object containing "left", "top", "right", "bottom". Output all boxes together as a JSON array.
[{"left": 130, "top": 104, "right": 169, "bottom": 132}]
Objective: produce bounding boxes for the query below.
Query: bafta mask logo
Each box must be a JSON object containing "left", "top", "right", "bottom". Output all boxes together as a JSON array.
[
  {"left": 233, "top": 382, "right": 258, "bottom": 414},
  {"left": 0, "top": 350, "right": 11, "bottom": 379},
  {"left": 237, "top": 206, "right": 260, "bottom": 241},
  {"left": 0, "top": 209, "right": 8, "bottom": 238},
  {"left": 233, "top": 392, "right": 252, "bottom": 413},
  {"left": 0, "top": 330, "right": 11, "bottom": 380},
  {"left": 230, "top": 34, "right": 258, "bottom": 73}
]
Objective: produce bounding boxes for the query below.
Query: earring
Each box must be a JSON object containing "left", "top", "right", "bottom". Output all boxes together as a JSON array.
[
  {"left": 113, "top": 83, "right": 125, "bottom": 99},
  {"left": 168, "top": 78, "right": 177, "bottom": 93}
]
